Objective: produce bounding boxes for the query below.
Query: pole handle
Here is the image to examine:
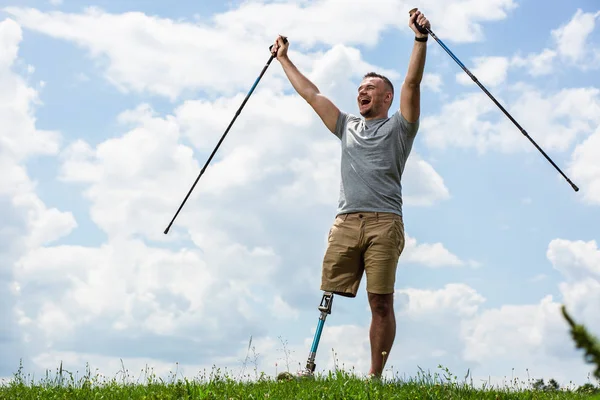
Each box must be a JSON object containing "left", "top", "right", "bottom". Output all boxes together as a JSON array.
[
  {"left": 269, "top": 36, "right": 288, "bottom": 54},
  {"left": 409, "top": 7, "right": 429, "bottom": 35}
]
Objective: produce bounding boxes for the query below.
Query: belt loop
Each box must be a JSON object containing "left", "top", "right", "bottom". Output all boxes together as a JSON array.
[
  {"left": 376, "top": 212, "right": 379, "bottom": 221},
  {"left": 342, "top": 214, "right": 348, "bottom": 221}
]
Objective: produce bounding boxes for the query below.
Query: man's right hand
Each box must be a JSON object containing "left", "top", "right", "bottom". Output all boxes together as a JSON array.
[{"left": 271, "top": 35, "right": 289, "bottom": 59}]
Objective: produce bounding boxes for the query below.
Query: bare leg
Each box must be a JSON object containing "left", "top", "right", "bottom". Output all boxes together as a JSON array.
[{"left": 367, "top": 292, "right": 395, "bottom": 377}]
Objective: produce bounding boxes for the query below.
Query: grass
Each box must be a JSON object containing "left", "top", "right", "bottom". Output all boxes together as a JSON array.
[
  {"left": 2, "top": 361, "right": 600, "bottom": 400},
  {"left": 2, "top": 307, "right": 599, "bottom": 399}
]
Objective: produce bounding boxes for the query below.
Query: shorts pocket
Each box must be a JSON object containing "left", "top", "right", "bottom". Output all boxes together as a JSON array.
[
  {"left": 385, "top": 219, "right": 405, "bottom": 251},
  {"left": 328, "top": 216, "right": 343, "bottom": 242},
  {"left": 395, "top": 219, "right": 405, "bottom": 253}
]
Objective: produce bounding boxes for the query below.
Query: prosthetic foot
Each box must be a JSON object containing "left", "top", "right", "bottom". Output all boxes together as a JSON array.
[{"left": 298, "top": 291, "right": 334, "bottom": 378}]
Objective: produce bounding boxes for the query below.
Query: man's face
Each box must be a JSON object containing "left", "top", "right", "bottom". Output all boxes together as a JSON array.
[{"left": 357, "top": 77, "right": 391, "bottom": 118}]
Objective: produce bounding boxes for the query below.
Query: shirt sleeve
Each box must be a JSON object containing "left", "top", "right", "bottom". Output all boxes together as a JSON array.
[
  {"left": 333, "top": 111, "right": 349, "bottom": 140},
  {"left": 395, "top": 110, "right": 420, "bottom": 139}
]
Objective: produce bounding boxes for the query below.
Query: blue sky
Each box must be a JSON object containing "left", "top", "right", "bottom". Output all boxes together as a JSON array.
[{"left": 1, "top": 0, "right": 599, "bottom": 388}]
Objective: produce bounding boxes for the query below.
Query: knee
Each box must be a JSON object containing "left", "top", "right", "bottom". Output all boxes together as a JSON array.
[{"left": 369, "top": 293, "right": 394, "bottom": 318}]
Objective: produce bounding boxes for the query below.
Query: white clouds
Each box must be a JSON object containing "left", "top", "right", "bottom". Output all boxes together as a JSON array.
[
  {"left": 13, "top": 233, "right": 288, "bottom": 373},
  {"left": 18, "top": 195, "right": 76, "bottom": 248},
  {"left": 460, "top": 238, "right": 600, "bottom": 384},
  {"left": 547, "top": 239, "right": 600, "bottom": 281},
  {"left": 559, "top": 278, "right": 600, "bottom": 336},
  {"left": 421, "top": 91, "right": 499, "bottom": 153},
  {"left": 0, "top": 18, "right": 20, "bottom": 67},
  {"left": 0, "top": 17, "right": 75, "bottom": 247},
  {"left": 0, "top": 17, "right": 76, "bottom": 376},
  {"left": 398, "top": 283, "right": 485, "bottom": 318},
  {"left": 401, "top": 153, "right": 451, "bottom": 206},
  {"left": 3, "top": 0, "right": 518, "bottom": 100},
  {"left": 173, "top": 93, "right": 312, "bottom": 153},
  {"left": 3, "top": 6, "right": 268, "bottom": 100},
  {"left": 422, "top": 86, "right": 600, "bottom": 154},
  {"left": 313, "top": 237, "right": 600, "bottom": 385},
  {"left": 461, "top": 295, "right": 572, "bottom": 370},
  {"left": 0, "top": 20, "right": 60, "bottom": 162},
  {"left": 270, "top": 296, "right": 300, "bottom": 321},
  {"left": 422, "top": 73, "right": 443, "bottom": 92},
  {"left": 456, "top": 56, "right": 510, "bottom": 87},
  {"left": 0, "top": 16, "right": 254, "bottom": 374},
  {"left": 59, "top": 104, "right": 198, "bottom": 240},
  {"left": 503, "top": 86, "right": 599, "bottom": 152},
  {"left": 316, "top": 324, "right": 371, "bottom": 372},
  {"left": 407, "top": 0, "right": 517, "bottom": 43},
  {"left": 511, "top": 49, "right": 557, "bottom": 77},
  {"left": 37, "top": 302, "right": 75, "bottom": 340},
  {"left": 15, "top": 239, "right": 217, "bottom": 337},
  {"left": 3, "top": 4, "right": 405, "bottom": 100},
  {"left": 511, "top": 9, "right": 600, "bottom": 76},
  {"left": 401, "top": 235, "right": 469, "bottom": 268},
  {"left": 552, "top": 9, "right": 600, "bottom": 65},
  {"left": 568, "top": 125, "right": 600, "bottom": 205},
  {"left": 270, "top": 139, "right": 341, "bottom": 207},
  {"left": 212, "top": 0, "right": 406, "bottom": 49},
  {"left": 548, "top": 239, "right": 600, "bottom": 336}
]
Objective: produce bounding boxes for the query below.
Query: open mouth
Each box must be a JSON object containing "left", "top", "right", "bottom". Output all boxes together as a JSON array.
[{"left": 360, "top": 98, "right": 371, "bottom": 106}]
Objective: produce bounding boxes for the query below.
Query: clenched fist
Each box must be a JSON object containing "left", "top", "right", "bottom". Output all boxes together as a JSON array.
[
  {"left": 409, "top": 9, "right": 430, "bottom": 38},
  {"left": 270, "top": 35, "right": 289, "bottom": 59}
]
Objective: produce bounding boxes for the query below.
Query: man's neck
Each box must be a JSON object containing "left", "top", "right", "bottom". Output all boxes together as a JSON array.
[{"left": 365, "top": 114, "right": 388, "bottom": 121}]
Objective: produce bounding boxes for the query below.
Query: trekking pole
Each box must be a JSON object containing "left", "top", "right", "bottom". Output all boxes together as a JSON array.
[
  {"left": 409, "top": 8, "right": 579, "bottom": 192},
  {"left": 164, "top": 38, "right": 288, "bottom": 234}
]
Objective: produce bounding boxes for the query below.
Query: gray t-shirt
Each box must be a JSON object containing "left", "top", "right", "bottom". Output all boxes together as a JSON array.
[{"left": 333, "top": 110, "right": 419, "bottom": 217}]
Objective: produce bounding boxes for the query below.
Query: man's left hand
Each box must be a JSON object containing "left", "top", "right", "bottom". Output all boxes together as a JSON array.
[{"left": 409, "top": 10, "right": 430, "bottom": 38}]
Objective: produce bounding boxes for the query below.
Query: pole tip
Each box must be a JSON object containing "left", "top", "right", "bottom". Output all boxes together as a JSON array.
[
  {"left": 572, "top": 183, "right": 579, "bottom": 192},
  {"left": 164, "top": 226, "right": 170, "bottom": 234}
]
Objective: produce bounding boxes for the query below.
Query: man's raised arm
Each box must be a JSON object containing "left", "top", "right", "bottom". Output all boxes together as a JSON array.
[
  {"left": 272, "top": 36, "right": 340, "bottom": 134},
  {"left": 400, "top": 10, "right": 430, "bottom": 124}
]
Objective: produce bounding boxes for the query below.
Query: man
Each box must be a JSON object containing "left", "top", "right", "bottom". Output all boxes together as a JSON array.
[{"left": 271, "top": 10, "right": 430, "bottom": 377}]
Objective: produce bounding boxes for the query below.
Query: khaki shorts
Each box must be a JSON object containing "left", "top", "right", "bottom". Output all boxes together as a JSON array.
[{"left": 321, "top": 212, "right": 405, "bottom": 297}]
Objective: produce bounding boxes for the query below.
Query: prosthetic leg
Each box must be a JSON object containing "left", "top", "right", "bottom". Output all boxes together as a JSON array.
[{"left": 300, "top": 291, "right": 334, "bottom": 376}]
